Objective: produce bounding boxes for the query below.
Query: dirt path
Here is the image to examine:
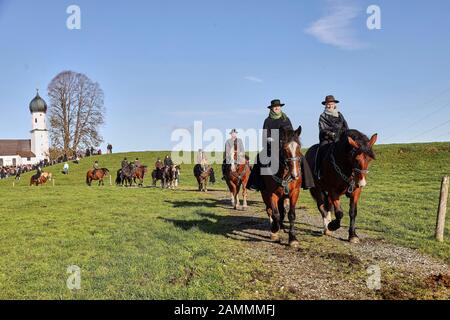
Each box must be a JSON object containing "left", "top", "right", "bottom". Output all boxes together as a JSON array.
[{"left": 212, "top": 190, "right": 450, "bottom": 300}]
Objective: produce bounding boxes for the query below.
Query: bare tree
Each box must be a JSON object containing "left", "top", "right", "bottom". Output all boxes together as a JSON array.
[{"left": 47, "top": 71, "right": 105, "bottom": 155}]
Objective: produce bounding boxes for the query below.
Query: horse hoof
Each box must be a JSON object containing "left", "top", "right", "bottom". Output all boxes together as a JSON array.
[
  {"left": 327, "top": 220, "right": 341, "bottom": 231},
  {"left": 289, "top": 240, "right": 299, "bottom": 248},
  {"left": 270, "top": 233, "right": 280, "bottom": 242},
  {"left": 349, "top": 236, "right": 360, "bottom": 244},
  {"left": 324, "top": 229, "right": 333, "bottom": 236}
]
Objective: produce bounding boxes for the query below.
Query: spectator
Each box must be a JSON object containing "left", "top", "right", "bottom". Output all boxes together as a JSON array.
[{"left": 63, "top": 162, "right": 69, "bottom": 175}]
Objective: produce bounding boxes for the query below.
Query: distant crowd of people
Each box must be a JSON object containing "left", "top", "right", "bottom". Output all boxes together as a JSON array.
[
  {"left": 0, "top": 159, "right": 50, "bottom": 180},
  {"left": 0, "top": 143, "right": 114, "bottom": 180}
]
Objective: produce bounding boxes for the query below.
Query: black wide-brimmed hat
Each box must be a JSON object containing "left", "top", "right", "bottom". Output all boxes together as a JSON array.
[
  {"left": 229, "top": 129, "right": 238, "bottom": 134},
  {"left": 268, "top": 99, "right": 285, "bottom": 109},
  {"left": 322, "top": 95, "right": 340, "bottom": 105}
]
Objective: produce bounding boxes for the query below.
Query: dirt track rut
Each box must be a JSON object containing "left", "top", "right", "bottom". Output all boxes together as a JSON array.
[{"left": 211, "top": 190, "right": 450, "bottom": 300}]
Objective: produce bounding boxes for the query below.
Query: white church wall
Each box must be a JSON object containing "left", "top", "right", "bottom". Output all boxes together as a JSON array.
[
  {"left": 0, "top": 155, "right": 39, "bottom": 167},
  {"left": 0, "top": 155, "right": 20, "bottom": 167}
]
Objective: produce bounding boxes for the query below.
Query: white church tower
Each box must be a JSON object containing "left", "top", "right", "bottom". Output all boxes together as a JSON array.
[{"left": 29, "top": 90, "right": 49, "bottom": 161}]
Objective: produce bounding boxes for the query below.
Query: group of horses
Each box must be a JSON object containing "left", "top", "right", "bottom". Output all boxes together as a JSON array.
[
  {"left": 31, "top": 127, "right": 377, "bottom": 246},
  {"left": 84, "top": 162, "right": 181, "bottom": 189},
  {"left": 151, "top": 165, "right": 181, "bottom": 189},
  {"left": 115, "top": 164, "right": 148, "bottom": 187},
  {"left": 217, "top": 128, "right": 377, "bottom": 246}
]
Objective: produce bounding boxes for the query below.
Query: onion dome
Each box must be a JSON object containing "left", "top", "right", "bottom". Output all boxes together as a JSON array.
[{"left": 29, "top": 90, "right": 48, "bottom": 113}]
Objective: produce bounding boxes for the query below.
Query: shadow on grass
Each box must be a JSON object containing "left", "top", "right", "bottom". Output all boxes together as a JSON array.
[
  {"left": 164, "top": 197, "right": 261, "bottom": 210},
  {"left": 159, "top": 205, "right": 322, "bottom": 244},
  {"left": 159, "top": 211, "right": 274, "bottom": 243}
]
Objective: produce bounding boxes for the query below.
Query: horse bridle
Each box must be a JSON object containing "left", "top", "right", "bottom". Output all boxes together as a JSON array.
[
  {"left": 272, "top": 152, "right": 302, "bottom": 196},
  {"left": 330, "top": 148, "right": 370, "bottom": 194},
  {"left": 229, "top": 161, "right": 249, "bottom": 183},
  {"left": 283, "top": 156, "right": 302, "bottom": 164}
]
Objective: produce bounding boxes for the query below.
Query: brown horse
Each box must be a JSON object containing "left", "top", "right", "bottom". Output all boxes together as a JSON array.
[
  {"left": 86, "top": 168, "right": 110, "bottom": 186},
  {"left": 224, "top": 153, "right": 251, "bottom": 210},
  {"left": 133, "top": 166, "right": 148, "bottom": 187},
  {"left": 260, "top": 127, "right": 303, "bottom": 247},
  {"left": 30, "top": 172, "right": 52, "bottom": 186},
  {"left": 193, "top": 164, "right": 215, "bottom": 192},
  {"left": 305, "top": 130, "right": 377, "bottom": 243}
]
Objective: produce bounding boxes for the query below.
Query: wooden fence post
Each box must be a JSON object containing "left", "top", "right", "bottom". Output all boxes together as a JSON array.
[
  {"left": 110, "top": 175, "right": 112, "bottom": 186},
  {"left": 435, "top": 176, "right": 449, "bottom": 242}
]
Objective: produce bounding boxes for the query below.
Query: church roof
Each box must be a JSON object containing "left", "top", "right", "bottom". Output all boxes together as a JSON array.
[
  {"left": 0, "top": 140, "right": 35, "bottom": 157},
  {"left": 29, "top": 91, "right": 48, "bottom": 113}
]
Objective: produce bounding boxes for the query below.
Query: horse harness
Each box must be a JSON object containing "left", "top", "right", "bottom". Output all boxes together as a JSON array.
[
  {"left": 271, "top": 155, "right": 302, "bottom": 196},
  {"left": 328, "top": 145, "right": 369, "bottom": 194},
  {"left": 228, "top": 161, "right": 249, "bottom": 184}
]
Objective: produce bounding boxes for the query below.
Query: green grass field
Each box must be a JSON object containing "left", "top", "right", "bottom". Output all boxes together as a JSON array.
[{"left": 0, "top": 143, "right": 449, "bottom": 299}]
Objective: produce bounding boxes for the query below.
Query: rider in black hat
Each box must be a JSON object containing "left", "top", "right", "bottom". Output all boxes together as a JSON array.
[
  {"left": 316, "top": 95, "right": 350, "bottom": 179},
  {"left": 319, "top": 95, "right": 349, "bottom": 146},
  {"left": 248, "top": 99, "right": 314, "bottom": 190}
]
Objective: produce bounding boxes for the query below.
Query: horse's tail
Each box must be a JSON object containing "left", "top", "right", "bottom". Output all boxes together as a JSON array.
[
  {"left": 86, "top": 170, "right": 91, "bottom": 185},
  {"left": 210, "top": 168, "right": 216, "bottom": 184}
]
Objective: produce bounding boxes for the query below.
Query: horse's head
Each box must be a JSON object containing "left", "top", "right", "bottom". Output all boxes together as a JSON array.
[
  {"left": 345, "top": 130, "right": 377, "bottom": 188},
  {"left": 41, "top": 172, "right": 51, "bottom": 181},
  {"left": 280, "top": 126, "right": 302, "bottom": 180}
]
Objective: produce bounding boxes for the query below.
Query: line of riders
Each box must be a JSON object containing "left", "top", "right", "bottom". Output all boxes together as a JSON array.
[
  {"left": 114, "top": 155, "right": 181, "bottom": 188},
  {"left": 199, "top": 95, "right": 352, "bottom": 192},
  {"left": 84, "top": 155, "right": 180, "bottom": 188},
  {"left": 33, "top": 94, "right": 368, "bottom": 192},
  {"left": 31, "top": 95, "right": 377, "bottom": 245}
]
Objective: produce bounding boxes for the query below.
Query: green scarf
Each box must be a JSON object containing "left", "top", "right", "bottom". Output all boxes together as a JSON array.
[{"left": 269, "top": 110, "right": 287, "bottom": 120}]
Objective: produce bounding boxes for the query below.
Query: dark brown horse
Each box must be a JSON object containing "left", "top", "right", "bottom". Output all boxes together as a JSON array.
[
  {"left": 193, "top": 164, "right": 215, "bottom": 192},
  {"left": 151, "top": 167, "right": 164, "bottom": 187},
  {"left": 260, "top": 127, "right": 303, "bottom": 247},
  {"left": 305, "top": 130, "right": 377, "bottom": 243},
  {"left": 86, "top": 168, "right": 110, "bottom": 186},
  {"left": 224, "top": 153, "right": 251, "bottom": 210},
  {"left": 133, "top": 166, "right": 148, "bottom": 187},
  {"left": 30, "top": 172, "right": 52, "bottom": 186}
]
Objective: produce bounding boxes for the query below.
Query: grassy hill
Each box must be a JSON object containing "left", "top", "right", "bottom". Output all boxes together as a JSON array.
[{"left": 0, "top": 142, "right": 449, "bottom": 299}]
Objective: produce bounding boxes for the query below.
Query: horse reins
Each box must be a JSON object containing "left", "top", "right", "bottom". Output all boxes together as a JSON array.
[
  {"left": 329, "top": 145, "right": 369, "bottom": 194},
  {"left": 272, "top": 155, "right": 302, "bottom": 196}
]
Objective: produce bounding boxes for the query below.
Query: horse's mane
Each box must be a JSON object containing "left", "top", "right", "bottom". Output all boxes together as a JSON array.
[
  {"left": 281, "top": 128, "right": 301, "bottom": 147},
  {"left": 342, "top": 129, "right": 375, "bottom": 159}
]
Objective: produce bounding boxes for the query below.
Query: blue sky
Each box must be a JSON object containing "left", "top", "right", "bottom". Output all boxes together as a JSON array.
[{"left": 0, "top": 0, "right": 449, "bottom": 151}]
